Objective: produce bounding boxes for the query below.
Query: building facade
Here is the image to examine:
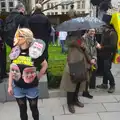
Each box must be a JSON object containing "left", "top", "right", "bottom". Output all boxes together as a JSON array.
[
  {"left": 0, "top": 0, "right": 20, "bottom": 12},
  {"left": 0, "top": 0, "right": 95, "bottom": 17},
  {"left": 43, "top": 0, "right": 93, "bottom": 16}
]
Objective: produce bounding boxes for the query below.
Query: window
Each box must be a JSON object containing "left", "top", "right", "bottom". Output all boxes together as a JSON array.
[
  {"left": 1, "top": 8, "right": 6, "bottom": 12},
  {"left": 51, "top": 12, "right": 54, "bottom": 15},
  {"left": 47, "top": 12, "right": 50, "bottom": 15},
  {"left": 62, "top": 12, "right": 65, "bottom": 14},
  {"left": 9, "top": 8, "right": 13, "bottom": 12},
  {"left": 82, "top": 11, "right": 85, "bottom": 14},
  {"left": 1, "top": 2, "right": 5, "bottom": 7},
  {"left": 51, "top": 3, "right": 54, "bottom": 9},
  {"left": 77, "top": 1, "right": 81, "bottom": 9},
  {"left": 55, "top": 2, "right": 58, "bottom": 9},
  {"left": 9, "top": 2, "right": 13, "bottom": 7},
  {"left": 62, "top": 5, "right": 65, "bottom": 9},
  {"left": 81, "top": 0, "right": 85, "bottom": 9},
  {"left": 47, "top": 3, "right": 50, "bottom": 9},
  {"left": 55, "top": 12, "right": 58, "bottom": 15},
  {"left": 66, "top": 5, "right": 68, "bottom": 9}
]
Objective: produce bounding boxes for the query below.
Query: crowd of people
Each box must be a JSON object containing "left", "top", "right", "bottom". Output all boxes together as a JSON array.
[{"left": 0, "top": 2, "right": 118, "bottom": 120}]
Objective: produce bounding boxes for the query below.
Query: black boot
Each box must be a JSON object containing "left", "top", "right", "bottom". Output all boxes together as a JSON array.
[
  {"left": 108, "top": 86, "right": 115, "bottom": 93},
  {"left": 82, "top": 91, "right": 93, "bottom": 99},
  {"left": 74, "top": 100, "right": 84, "bottom": 108},
  {"left": 68, "top": 104, "right": 75, "bottom": 113},
  {"left": 96, "top": 84, "right": 108, "bottom": 89}
]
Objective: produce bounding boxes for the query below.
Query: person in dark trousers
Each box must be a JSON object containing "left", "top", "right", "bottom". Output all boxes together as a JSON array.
[
  {"left": 3, "top": 3, "right": 29, "bottom": 48},
  {"left": 0, "top": 18, "right": 8, "bottom": 81},
  {"left": 96, "top": 25, "right": 117, "bottom": 93},
  {"left": 82, "top": 29, "right": 100, "bottom": 99},
  {"left": 28, "top": 3, "right": 51, "bottom": 61}
]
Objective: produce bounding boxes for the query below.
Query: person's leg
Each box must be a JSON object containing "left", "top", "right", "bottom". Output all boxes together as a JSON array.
[
  {"left": 28, "top": 97, "right": 39, "bottom": 120},
  {"left": 60, "top": 40, "right": 65, "bottom": 53},
  {"left": 82, "top": 72, "right": 93, "bottom": 99},
  {"left": 16, "top": 97, "right": 28, "bottom": 120},
  {"left": 26, "top": 87, "right": 39, "bottom": 119},
  {"left": 96, "top": 59, "right": 109, "bottom": 89},
  {"left": 104, "top": 59, "right": 115, "bottom": 93},
  {"left": 13, "top": 84, "right": 27, "bottom": 120},
  {"left": 82, "top": 81, "right": 93, "bottom": 99},
  {"left": 89, "top": 70, "right": 96, "bottom": 89},
  {"left": 0, "top": 45, "right": 7, "bottom": 79},
  {"left": 73, "top": 83, "right": 84, "bottom": 107}
]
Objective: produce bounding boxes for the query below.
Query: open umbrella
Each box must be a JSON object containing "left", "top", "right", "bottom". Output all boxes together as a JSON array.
[{"left": 56, "top": 17, "right": 106, "bottom": 31}]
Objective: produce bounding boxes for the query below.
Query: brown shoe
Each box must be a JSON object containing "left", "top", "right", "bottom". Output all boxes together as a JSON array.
[
  {"left": 68, "top": 105, "right": 75, "bottom": 113},
  {"left": 74, "top": 101, "right": 84, "bottom": 108}
]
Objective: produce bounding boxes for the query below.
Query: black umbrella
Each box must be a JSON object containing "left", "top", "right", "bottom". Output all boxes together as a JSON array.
[{"left": 56, "top": 17, "right": 106, "bottom": 31}]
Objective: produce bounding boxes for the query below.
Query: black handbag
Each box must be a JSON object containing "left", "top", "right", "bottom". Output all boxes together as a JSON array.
[{"left": 68, "top": 60, "right": 87, "bottom": 83}]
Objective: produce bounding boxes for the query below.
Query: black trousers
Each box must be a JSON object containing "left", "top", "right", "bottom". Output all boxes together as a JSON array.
[
  {"left": 0, "top": 45, "right": 6, "bottom": 77},
  {"left": 103, "top": 57, "right": 115, "bottom": 87},
  {"left": 67, "top": 83, "right": 80, "bottom": 105},
  {"left": 89, "top": 70, "right": 96, "bottom": 89}
]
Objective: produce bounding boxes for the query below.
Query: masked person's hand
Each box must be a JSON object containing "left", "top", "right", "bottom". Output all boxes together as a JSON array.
[{"left": 8, "top": 86, "right": 13, "bottom": 96}]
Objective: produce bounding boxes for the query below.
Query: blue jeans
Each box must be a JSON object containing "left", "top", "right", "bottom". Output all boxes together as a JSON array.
[{"left": 13, "top": 84, "right": 39, "bottom": 99}]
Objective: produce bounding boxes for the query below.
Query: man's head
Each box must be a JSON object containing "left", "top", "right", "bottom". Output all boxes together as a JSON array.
[
  {"left": 70, "top": 4, "right": 74, "bottom": 9},
  {"left": 32, "top": 3, "right": 43, "bottom": 14},
  {"left": 87, "top": 29, "right": 96, "bottom": 37},
  {"left": 15, "top": 3, "right": 25, "bottom": 14}
]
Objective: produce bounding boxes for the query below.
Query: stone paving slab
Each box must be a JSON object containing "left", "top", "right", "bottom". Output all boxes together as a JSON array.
[
  {"left": 98, "top": 112, "right": 120, "bottom": 120},
  {"left": 113, "top": 95, "right": 120, "bottom": 102},
  {"left": 59, "top": 95, "right": 117, "bottom": 106},
  {"left": 29, "top": 116, "right": 53, "bottom": 120},
  {"left": 38, "top": 99, "right": 44, "bottom": 108},
  {"left": 42, "top": 98, "right": 61, "bottom": 107},
  {"left": 103, "top": 103, "right": 120, "bottom": 112},
  {"left": 54, "top": 113, "right": 101, "bottom": 120},
  {"left": 80, "top": 95, "right": 117, "bottom": 104},
  {"left": 39, "top": 106, "right": 64, "bottom": 116},
  {"left": 64, "top": 103, "right": 106, "bottom": 114}
]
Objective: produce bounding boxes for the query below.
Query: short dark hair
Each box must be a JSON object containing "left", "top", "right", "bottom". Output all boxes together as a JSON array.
[{"left": 70, "top": 4, "right": 74, "bottom": 9}]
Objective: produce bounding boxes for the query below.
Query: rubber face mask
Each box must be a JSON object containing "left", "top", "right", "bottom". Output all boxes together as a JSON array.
[
  {"left": 22, "top": 67, "right": 37, "bottom": 83},
  {"left": 29, "top": 39, "right": 46, "bottom": 59},
  {"left": 10, "top": 63, "right": 21, "bottom": 81},
  {"left": 9, "top": 46, "right": 21, "bottom": 60},
  {"left": 14, "top": 30, "right": 26, "bottom": 46}
]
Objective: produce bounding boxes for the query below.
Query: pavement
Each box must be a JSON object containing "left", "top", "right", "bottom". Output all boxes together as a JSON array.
[{"left": 1, "top": 64, "right": 120, "bottom": 120}]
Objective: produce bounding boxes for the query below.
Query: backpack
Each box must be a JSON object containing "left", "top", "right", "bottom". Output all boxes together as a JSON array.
[{"left": 4, "top": 13, "right": 20, "bottom": 47}]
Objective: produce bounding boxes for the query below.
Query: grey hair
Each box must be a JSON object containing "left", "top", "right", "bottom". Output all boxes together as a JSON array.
[
  {"left": 15, "top": 2, "right": 25, "bottom": 10},
  {"left": 30, "top": 39, "right": 46, "bottom": 52}
]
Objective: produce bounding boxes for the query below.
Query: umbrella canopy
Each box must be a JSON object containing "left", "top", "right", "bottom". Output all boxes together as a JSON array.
[{"left": 56, "top": 17, "right": 106, "bottom": 31}]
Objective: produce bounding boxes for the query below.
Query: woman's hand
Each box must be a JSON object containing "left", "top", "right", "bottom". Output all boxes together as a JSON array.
[
  {"left": 38, "top": 60, "right": 48, "bottom": 80},
  {"left": 37, "top": 69, "right": 46, "bottom": 79},
  {"left": 8, "top": 86, "right": 13, "bottom": 96},
  {"left": 96, "top": 43, "right": 102, "bottom": 49},
  {"left": 90, "top": 59, "right": 96, "bottom": 65}
]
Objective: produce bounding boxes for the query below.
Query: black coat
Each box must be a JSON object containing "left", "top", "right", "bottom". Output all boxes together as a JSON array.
[
  {"left": 3, "top": 11, "right": 29, "bottom": 47},
  {"left": 100, "top": 28, "right": 118, "bottom": 59},
  {"left": 28, "top": 12, "right": 51, "bottom": 60}
]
